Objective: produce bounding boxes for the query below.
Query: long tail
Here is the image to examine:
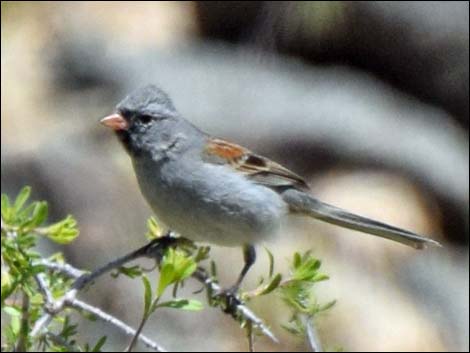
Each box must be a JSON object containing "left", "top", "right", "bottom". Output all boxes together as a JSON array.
[{"left": 281, "top": 188, "right": 441, "bottom": 249}]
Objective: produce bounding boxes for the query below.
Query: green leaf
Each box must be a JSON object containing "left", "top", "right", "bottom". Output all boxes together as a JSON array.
[
  {"left": 157, "top": 248, "right": 197, "bottom": 296},
  {"left": 258, "top": 273, "right": 282, "bottom": 296},
  {"left": 264, "top": 247, "right": 275, "bottom": 278},
  {"left": 1, "top": 193, "right": 12, "bottom": 222},
  {"left": 177, "top": 259, "right": 197, "bottom": 282},
  {"left": 282, "top": 323, "right": 304, "bottom": 336},
  {"left": 112, "top": 265, "right": 143, "bottom": 279},
  {"left": 10, "top": 315, "right": 20, "bottom": 335},
  {"left": 17, "top": 202, "right": 35, "bottom": 221},
  {"left": 91, "top": 336, "right": 107, "bottom": 352},
  {"left": 1, "top": 269, "right": 12, "bottom": 291},
  {"left": 156, "top": 299, "right": 203, "bottom": 311},
  {"left": 1, "top": 279, "right": 19, "bottom": 304},
  {"left": 13, "top": 186, "right": 31, "bottom": 213},
  {"left": 31, "top": 201, "right": 48, "bottom": 227},
  {"left": 3, "top": 306, "right": 22, "bottom": 317},
  {"left": 146, "top": 216, "right": 162, "bottom": 240},
  {"left": 142, "top": 275, "right": 152, "bottom": 316},
  {"left": 194, "top": 246, "right": 211, "bottom": 263},
  {"left": 291, "top": 254, "right": 323, "bottom": 282},
  {"left": 43, "top": 215, "right": 79, "bottom": 244},
  {"left": 281, "top": 315, "right": 305, "bottom": 336},
  {"left": 312, "top": 273, "right": 329, "bottom": 282},
  {"left": 21, "top": 201, "right": 48, "bottom": 229},
  {"left": 158, "top": 263, "right": 175, "bottom": 297},
  {"left": 293, "top": 252, "right": 301, "bottom": 269},
  {"left": 318, "top": 300, "right": 336, "bottom": 312},
  {"left": 210, "top": 260, "right": 217, "bottom": 277}
]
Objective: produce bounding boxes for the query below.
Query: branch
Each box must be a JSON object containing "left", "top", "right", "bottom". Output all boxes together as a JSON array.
[
  {"left": 72, "top": 236, "right": 174, "bottom": 291},
  {"left": 192, "top": 267, "right": 278, "bottom": 343},
  {"left": 37, "top": 236, "right": 278, "bottom": 343},
  {"left": 302, "top": 315, "right": 323, "bottom": 352},
  {"left": 35, "top": 273, "right": 54, "bottom": 304},
  {"left": 30, "top": 274, "right": 55, "bottom": 337},
  {"left": 69, "top": 298, "right": 166, "bottom": 352},
  {"left": 29, "top": 272, "right": 166, "bottom": 352},
  {"left": 29, "top": 239, "right": 172, "bottom": 350},
  {"left": 38, "top": 260, "right": 84, "bottom": 278}
]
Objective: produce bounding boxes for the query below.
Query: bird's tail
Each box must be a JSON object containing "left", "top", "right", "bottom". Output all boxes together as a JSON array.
[{"left": 281, "top": 188, "right": 441, "bottom": 249}]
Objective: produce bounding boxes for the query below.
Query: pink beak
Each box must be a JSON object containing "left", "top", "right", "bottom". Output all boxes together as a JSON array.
[{"left": 100, "top": 113, "right": 129, "bottom": 131}]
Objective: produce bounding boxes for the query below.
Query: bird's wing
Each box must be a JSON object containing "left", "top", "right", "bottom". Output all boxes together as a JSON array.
[{"left": 203, "top": 138, "right": 310, "bottom": 190}]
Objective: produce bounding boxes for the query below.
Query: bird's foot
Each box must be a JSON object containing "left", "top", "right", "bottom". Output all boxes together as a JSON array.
[{"left": 215, "top": 285, "right": 242, "bottom": 316}]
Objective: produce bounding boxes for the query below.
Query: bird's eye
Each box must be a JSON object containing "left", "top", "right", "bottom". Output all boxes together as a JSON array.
[{"left": 138, "top": 115, "right": 153, "bottom": 124}]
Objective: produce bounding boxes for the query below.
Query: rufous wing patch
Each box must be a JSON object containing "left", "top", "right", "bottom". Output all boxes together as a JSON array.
[
  {"left": 205, "top": 138, "right": 247, "bottom": 160},
  {"left": 204, "top": 138, "right": 310, "bottom": 190}
]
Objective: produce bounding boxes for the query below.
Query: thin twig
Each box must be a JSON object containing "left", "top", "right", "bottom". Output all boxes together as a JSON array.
[
  {"left": 38, "top": 259, "right": 85, "bottom": 278},
  {"left": 71, "top": 237, "right": 169, "bottom": 291},
  {"left": 192, "top": 268, "right": 278, "bottom": 343},
  {"left": 246, "top": 319, "right": 254, "bottom": 352},
  {"left": 30, "top": 274, "right": 55, "bottom": 337},
  {"left": 125, "top": 309, "right": 151, "bottom": 352},
  {"left": 69, "top": 299, "right": 166, "bottom": 352},
  {"left": 35, "top": 274, "right": 54, "bottom": 304},
  {"left": 30, "top": 238, "right": 169, "bottom": 339},
  {"left": 302, "top": 315, "right": 323, "bottom": 352},
  {"left": 30, "top": 312, "right": 53, "bottom": 338}
]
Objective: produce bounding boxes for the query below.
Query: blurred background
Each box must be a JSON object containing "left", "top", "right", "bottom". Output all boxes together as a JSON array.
[{"left": 1, "top": 1, "right": 468, "bottom": 351}]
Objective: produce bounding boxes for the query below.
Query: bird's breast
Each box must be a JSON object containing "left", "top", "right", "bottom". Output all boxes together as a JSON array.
[{"left": 132, "top": 157, "right": 287, "bottom": 246}]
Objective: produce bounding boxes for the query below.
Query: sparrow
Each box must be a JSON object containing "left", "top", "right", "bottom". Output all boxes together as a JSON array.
[{"left": 100, "top": 85, "right": 440, "bottom": 291}]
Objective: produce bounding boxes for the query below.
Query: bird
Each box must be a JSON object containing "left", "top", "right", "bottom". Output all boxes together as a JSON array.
[{"left": 100, "top": 84, "right": 441, "bottom": 292}]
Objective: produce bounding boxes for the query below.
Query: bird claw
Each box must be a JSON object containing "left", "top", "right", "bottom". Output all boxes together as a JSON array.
[{"left": 214, "top": 286, "right": 242, "bottom": 315}]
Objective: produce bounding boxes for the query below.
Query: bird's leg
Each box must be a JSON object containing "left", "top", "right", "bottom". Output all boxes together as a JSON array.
[
  {"left": 232, "top": 245, "right": 256, "bottom": 292},
  {"left": 217, "top": 245, "right": 256, "bottom": 314}
]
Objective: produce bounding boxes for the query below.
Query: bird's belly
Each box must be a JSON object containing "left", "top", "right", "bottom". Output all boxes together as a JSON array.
[{"left": 134, "top": 160, "right": 287, "bottom": 247}]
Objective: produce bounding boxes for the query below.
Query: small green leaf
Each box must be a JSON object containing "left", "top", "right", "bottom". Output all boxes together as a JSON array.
[
  {"left": 281, "top": 315, "right": 305, "bottom": 336},
  {"left": 318, "top": 299, "right": 336, "bottom": 312},
  {"left": 210, "top": 260, "right": 217, "bottom": 277},
  {"left": 44, "top": 215, "right": 79, "bottom": 244},
  {"left": 264, "top": 247, "right": 275, "bottom": 278},
  {"left": 194, "top": 246, "right": 211, "bottom": 263},
  {"left": 31, "top": 201, "right": 48, "bottom": 227},
  {"left": 13, "top": 186, "right": 31, "bottom": 213},
  {"left": 156, "top": 299, "right": 203, "bottom": 311},
  {"left": 1, "top": 193, "right": 12, "bottom": 222},
  {"left": 258, "top": 273, "right": 282, "bottom": 296},
  {"left": 146, "top": 216, "right": 162, "bottom": 240},
  {"left": 312, "top": 273, "right": 329, "bottom": 282},
  {"left": 21, "top": 201, "right": 48, "bottom": 229},
  {"left": 17, "top": 202, "right": 36, "bottom": 220},
  {"left": 1, "top": 193, "right": 10, "bottom": 210},
  {"left": 1, "top": 279, "right": 19, "bottom": 304},
  {"left": 158, "top": 263, "right": 175, "bottom": 297},
  {"left": 1, "top": 269, "right": 12, "bottom": 290},
  {"left": 142, "top": 275, "right": 152, "bottom": 316},
  {"left": 293, "top": 252, "right": 301, "bottom": 269},
  {"left": 91, "top": 336, "right": 107, "bottom": 352},
  {"left": 176, "top": 258, "right": 197, "bottom": 282},
  {"left": 157, "top": 248, "right": 197, "bottom": 296},
  {"left": 3, "top": 306, "right": 21, "bottom": 317},
  {"left": 282, "top": 323, "right": 304, "bottom": 336},
  {"left": 112, "top": 265, "right": 143, "bottom": 279},
  {"left": 10, "top": 315, "right": 20, "bottom": 335}
]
